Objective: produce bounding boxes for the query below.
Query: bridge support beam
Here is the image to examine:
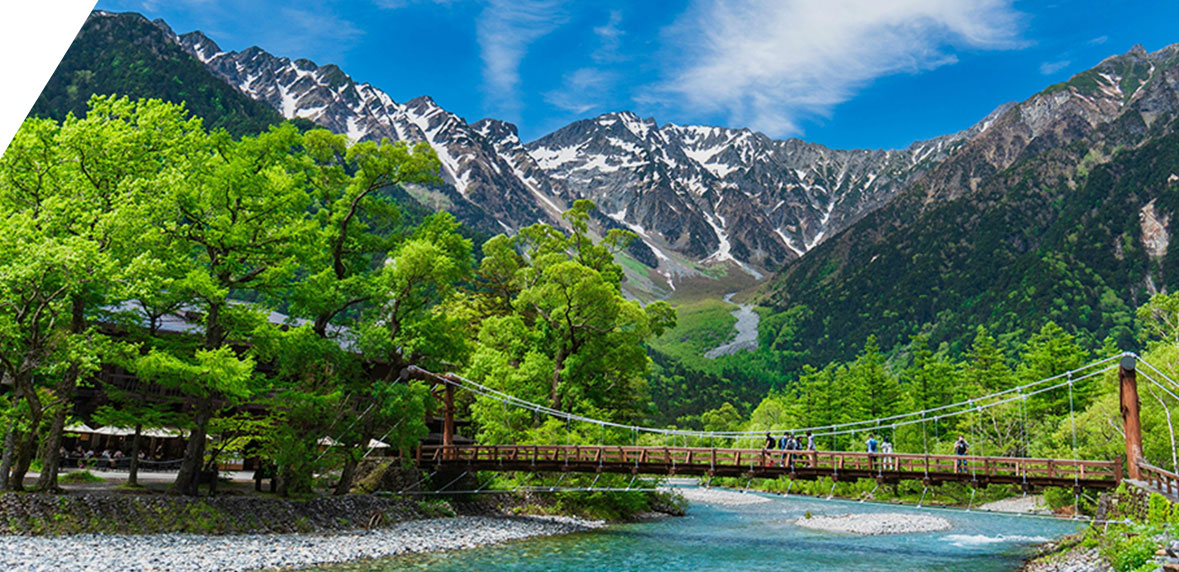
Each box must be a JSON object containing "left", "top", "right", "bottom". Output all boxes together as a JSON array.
[
  {"left": 443, "top": 383, "right": 455, "bottom": 449},
  {"left": 1121, "top": 355, "right": 1144, "bottom": 480}
]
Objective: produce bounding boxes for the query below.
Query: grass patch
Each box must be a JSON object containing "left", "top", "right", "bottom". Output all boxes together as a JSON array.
[
  {"left": 649, "top": 297, "right": 738, "bottom": 369},
  {"left": 59, "top": 470, "right": 105, "bottom": 483},
  {"left": 416, "top": 499, "right": 456, "bottom": 518}
]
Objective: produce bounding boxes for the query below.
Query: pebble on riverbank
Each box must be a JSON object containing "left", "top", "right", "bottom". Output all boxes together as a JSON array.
[
  {"left": 672, "top": 487, "right": 772, "bottom": 506},
  {"left": 794, "top": 513, "right": 951, "bottom": 535},
  {"left": 0, "top": 515, "right": 604, "bottom": 572}
]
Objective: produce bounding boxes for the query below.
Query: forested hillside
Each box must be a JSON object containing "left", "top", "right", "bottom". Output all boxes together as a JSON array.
[
  {"left": 759, "top": 46, "right": 1179, "bottom": 375},
  {"left": 32, "top": 11, "right": 283, "bottom": 137}
]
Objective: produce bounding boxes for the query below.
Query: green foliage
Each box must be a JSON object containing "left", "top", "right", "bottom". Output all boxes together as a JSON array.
[
  {"left": 1147, "top": 492, "right": 1174, "bottom": 525},
  {"left": 462, "top": 200, "right": 676, "bottom": 442},
  {"left": 415, "top": 499, "right": 457, "bottom": 518},
  {"left": 759, "top": 114, "right": 1179, "bottom": 384},
  {"left": 32, "top": 13, "right": 281, "bottom": 137},
  {"left": 59, "top": 470, "right": 104, "bottom": 483}
]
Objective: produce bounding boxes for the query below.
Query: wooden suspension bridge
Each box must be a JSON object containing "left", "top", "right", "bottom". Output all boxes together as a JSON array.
[{"left": 409, "top": 355, "right": 1175, "bottom": 496}]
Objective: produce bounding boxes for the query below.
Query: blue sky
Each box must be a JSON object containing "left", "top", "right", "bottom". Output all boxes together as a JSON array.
[{"left": 94, "top": 0, "right": 1179, "bottom": 149}]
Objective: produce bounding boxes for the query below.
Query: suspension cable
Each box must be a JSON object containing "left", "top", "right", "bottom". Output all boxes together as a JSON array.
[{"left": 406, "top": 360, "right": 1120, "bottom": 443}]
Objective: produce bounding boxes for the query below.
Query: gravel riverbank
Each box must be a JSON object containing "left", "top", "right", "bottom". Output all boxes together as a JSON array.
[
  {"left": 0, "top": 515, "right": 603, "bottom": 572},
  {"left": 672, "top": 486, "right": 772, "bottom": 506},
  {"left": 794, "top": 513, "right": 952, "bottom": 535}
]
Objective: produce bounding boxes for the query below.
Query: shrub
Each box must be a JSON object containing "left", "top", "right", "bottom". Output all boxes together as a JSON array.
[{"left": 59, "top": 470, "right": 105, "bottom": 483}]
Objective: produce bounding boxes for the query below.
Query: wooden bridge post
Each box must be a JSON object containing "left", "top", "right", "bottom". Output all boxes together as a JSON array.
[
  {"left": 1120, "top": 355, "right": 1144, "bottom": 480},
  {"left": 443, "top": 382, "right": 455, "bottom": 460}
]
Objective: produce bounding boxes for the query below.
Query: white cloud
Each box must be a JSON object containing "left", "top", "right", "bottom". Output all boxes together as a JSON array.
[
  {"left": 1040, "top": 60, "right": 1070, "bottom": 75},
  {"left": 591, "top": 10, "right": 624, "bottom": 64},
  {"left": 246, "top": 8, "right": 364, "bottom": 66},
  {"left": 544, "top": 68, "right": 617, "bottom": 113},
  {"left": 372, "top": 0, "right": 454, "bottom": 9},
  {"left": 1088, "top": 35, "right": 1109, "bottom": 46},
  {"left": 654, "top": 0, "right": 1025, "bottom": 137},
  {"left": 543, "top": 10, "right": 626, "bottom": 116},
  {"left": 476, "top": 0, "right": 568, "bottom": 121}
]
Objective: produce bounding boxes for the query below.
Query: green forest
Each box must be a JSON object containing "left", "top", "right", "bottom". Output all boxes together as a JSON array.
[
  {"left": 6, "top": 94, "right": 1179, "bottom": 526},
  {"left": 0, "top": 96, "right": 672, "bottom": 499}
]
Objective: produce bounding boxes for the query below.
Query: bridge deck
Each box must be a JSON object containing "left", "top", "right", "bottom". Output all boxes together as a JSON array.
[{"left": 418, "top": 445, "right": 1120, "bottom": 490}]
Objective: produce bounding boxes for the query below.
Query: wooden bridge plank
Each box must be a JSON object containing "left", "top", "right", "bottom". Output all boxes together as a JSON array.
[{"left": 416, "top": 445, "right": 1120, "bottom": 490}]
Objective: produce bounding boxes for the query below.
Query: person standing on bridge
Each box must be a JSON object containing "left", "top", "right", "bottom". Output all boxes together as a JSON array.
[
  {"left": 805, "top": 431, "right": 815, "bottom": 451},
  {"left": 954, "top": 435, "right": 970, "bottom": 473},
  {"left": 881, "top": 437, "right": 894, "bottom": 470},
  {"left": 866, "top": 434, "right": 878, "bottom": 471}
]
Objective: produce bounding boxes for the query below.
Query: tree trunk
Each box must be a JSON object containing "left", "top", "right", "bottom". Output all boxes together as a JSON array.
[
  {"left": 35, "top": 296, "right": 86, "bottom": 492},
  {"left": 0, "top": 420, "right": 15, "bottom": 491},
  {"left": 550, "top": 348, "right": 567, "bottom": 411},
  {"left": 335, "top": 427, "right": 373, "bottom": 496},
  {"left": 173, "top": 398, "right": 212, "bottom": 496},
  {"left": 334, "top": 458, "right": 358, "bottom": 496},
  {"left": 128, "top": 424, "right": 142, "bottom": 487},
  {"left": 9, "top": 431, "right": 38, "bottom": 491},
  {"left": 7, "top": 372, "right": 44, "bottom": 492},
  {"left": 275, "top": 463, "right": 290, "bottom": 497}
]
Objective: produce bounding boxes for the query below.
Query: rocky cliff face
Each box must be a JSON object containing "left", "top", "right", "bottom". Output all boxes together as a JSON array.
[
  {"left": 103, "top": 13, "right": 1179, "bottom": 296},
  {"left": 176, "top": 30, "right": 564, "bottom": 235},
  {"left": 526, "top": 111, "right": 988, "bottom": 278},
  {"left": 918, "top": 45, "right": 1179, "bottom": 207},
  {"left": 164, "top": 18, "right": 968, "bottom": 285}
]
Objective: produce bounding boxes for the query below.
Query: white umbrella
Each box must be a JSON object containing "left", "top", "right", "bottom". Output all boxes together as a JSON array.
[
  {"left": 367, "top": 439, "right": 390, "bottom": 449},
  {"left": 317, "top": 436, "right": 341, "bottom": 447},
  {"left": 64, "top": 423, "right": 95, "bottom": 434},
  {"left": 139, "top": 427, "right": 183, "bottom": 438}
]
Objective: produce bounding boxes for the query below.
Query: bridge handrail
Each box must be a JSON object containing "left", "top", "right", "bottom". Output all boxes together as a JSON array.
[
  {"left": 1138, "top": 459, "right": 1179, "bottom": 496},
  {"left": 418, "top": 444, "right": 1118, "bottom": 477}
]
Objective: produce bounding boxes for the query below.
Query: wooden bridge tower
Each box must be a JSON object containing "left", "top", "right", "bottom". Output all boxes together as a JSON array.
[{"left": 1121, "top": 355, "right": 1144, "bottom": 480}]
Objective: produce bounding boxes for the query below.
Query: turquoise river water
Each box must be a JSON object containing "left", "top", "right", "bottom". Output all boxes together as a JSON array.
[{"left": 331, "top": 492, "right": 1082, "bottom": 571}]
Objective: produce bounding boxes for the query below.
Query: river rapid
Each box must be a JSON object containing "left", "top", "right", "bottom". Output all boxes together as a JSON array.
[{"left": 322, "top": 490, "right": 1081, "bottom": 571}]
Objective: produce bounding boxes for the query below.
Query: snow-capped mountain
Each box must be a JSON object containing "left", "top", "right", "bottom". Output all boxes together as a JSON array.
[
  {"left": 527, "top": 110, "right": 1002, "bottom": 275},
  {"left": 176, "top": 29, "right": 564, "bottom": 234},
  {"left": 137, "top": 12, "right": 983, "bottom": 288}
]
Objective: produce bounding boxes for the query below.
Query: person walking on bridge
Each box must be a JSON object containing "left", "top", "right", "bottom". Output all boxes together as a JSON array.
[
  {"left": 954, "top": 435, "right": 970, "bottom": 473},
  {"left": 764, "top": 432, "right": 776, "bottom": 465}
]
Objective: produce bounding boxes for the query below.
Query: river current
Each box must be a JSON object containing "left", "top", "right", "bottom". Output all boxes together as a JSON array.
[{"left": 329, "top": 491, "right": 1081, "bottom": 571}]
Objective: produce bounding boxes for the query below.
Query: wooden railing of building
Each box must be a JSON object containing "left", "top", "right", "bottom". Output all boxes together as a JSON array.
[{"left": 417, "top": 444, "right": 1120, "bottom": 490}]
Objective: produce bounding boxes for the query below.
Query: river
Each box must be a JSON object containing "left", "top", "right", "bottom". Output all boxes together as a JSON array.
[
  {"left": 704, "top": 293, "right": 759, "bottom": 358},
  {"left": 323, "top": 491, "right": 1080, "bottom": 571}
]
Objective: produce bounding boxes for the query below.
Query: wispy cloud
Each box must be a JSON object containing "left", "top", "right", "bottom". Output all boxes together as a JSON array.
[
  {"left": 263, "top": 7, "right": 363, "bottom": 64},
  {"left": 542, "top": 10, "right": 626, "bottom": 116},
  {"left": 544, "top": 68, "right": 617, "bottom": 114},
  {"left": 100, "top": 0, "right": 365, "bottom": 65},
  {"left": 591, "top": 9, "right": 624, "bottom": 64},
  {"left": 653, "top": 0, "right": 1025, "bottom": 137},
  {"left": 371, "top": 0, "right": 453, "bottom": 9},
  {"left": 476, "top": 0, "right": 568, "bottom": 121},
  {"left": 1088, "top": 35, "right": 1108, "bottom": 45},
  {"left": 1039, "top": 60, "right": 1070, "bottom": 75}
]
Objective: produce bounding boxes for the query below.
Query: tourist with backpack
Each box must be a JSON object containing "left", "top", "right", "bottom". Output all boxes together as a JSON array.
[{"left": 954, "top": 435, "right": 970, "bottom": 473}]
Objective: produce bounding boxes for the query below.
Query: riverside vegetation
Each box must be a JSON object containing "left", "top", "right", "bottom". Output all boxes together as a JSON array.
[
  {"left": 4, "top": 94, "right": 1179, "bottom": 568},
  {"left": 0, "top": 96, "right": 674, "bottom": 515}
]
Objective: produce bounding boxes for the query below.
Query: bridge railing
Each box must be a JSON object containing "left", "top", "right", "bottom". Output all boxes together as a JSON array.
[
  {"left": 418, "top": 444, "right": 1119, "bottom": 484},
  {"left": 1138, "top": 460, "right": 1179, "bottom": 496}
]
